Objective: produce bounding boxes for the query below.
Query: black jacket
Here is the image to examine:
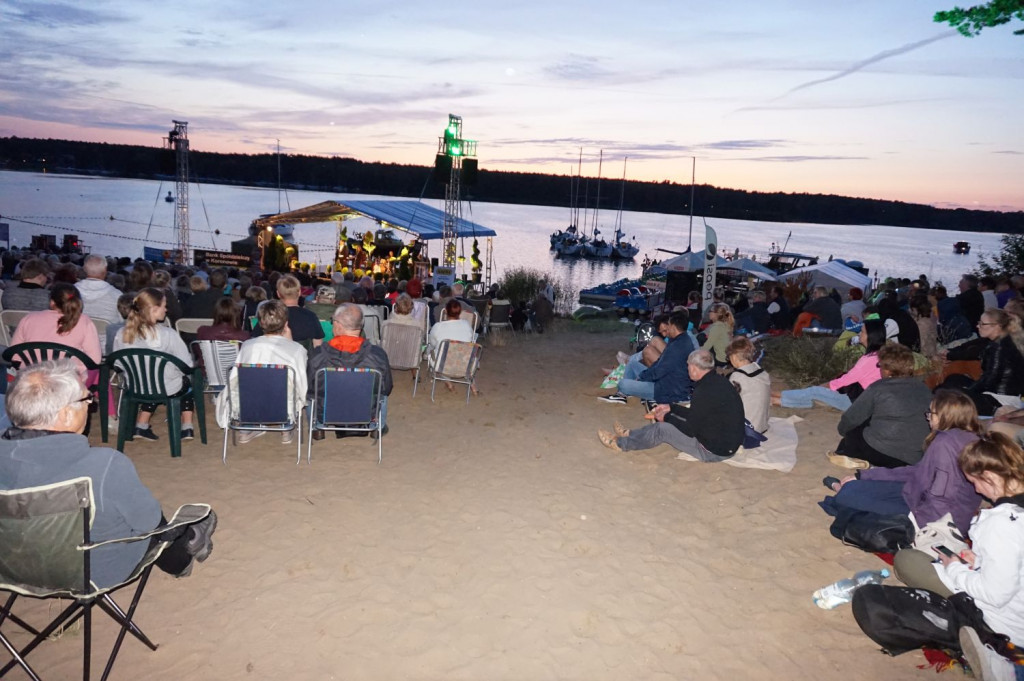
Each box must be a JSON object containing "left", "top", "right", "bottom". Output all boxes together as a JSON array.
[
  {"left": 664, "top": 371, "right": 745, "bottom": 458},
  {"left": 306, "top": 339, "right": 394, "bottom": 401}
]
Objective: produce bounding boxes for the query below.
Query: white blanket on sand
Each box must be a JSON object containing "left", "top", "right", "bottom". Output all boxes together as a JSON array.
[{"left": 676, "top": 415, "right": 802, "bottom": 472}]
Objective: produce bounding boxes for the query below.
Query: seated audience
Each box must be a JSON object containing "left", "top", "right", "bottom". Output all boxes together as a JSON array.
[
  {"left": 75, "top": 254, "right": 122, "bottom": 324},
  {"left": 941, "top": 308, "right": 1024, "bottom": 416},
  {"left": 0, "top": 360, "right": 217, "bottom": 588},
  {"left": 11, "top": 283, "right": 101, "bottom": 365},
  {"left": 4, "top": 258, "right": 50, "bottom": 311},
  {"left": 727, "top": 337, "right": 770, "bottom": 434},
  {"left": 821, "top": 389, "right": 983, "bottom": 535},
  {"left": 598, "top": 349, "right": 745, "bottom": 462},
  {"left": 829, "top": 343, "right": 933, "bottom": 468},
  {"left": 196, "top": 297, "right": 250, "bottom": 343},
  {"left": 776, "top": 318, "right": 887, "bottom": 411},
  {"left": 600, "top": 312, "right": 694, "bottom": 406},
  {"left": 702, "top": 303, "right": 735, "bottom": 366},
  {"left": 306, "top": 285, "right": 339, "bottom": 321},
  {"left": 428, "top": 298, "right": 474, "bottom": 355},
  {"left": 112, "top": 288, "right": 196, "bottom": 442},
  {"left": 308, "top": 304, "right": 394, "bottom": 439}
]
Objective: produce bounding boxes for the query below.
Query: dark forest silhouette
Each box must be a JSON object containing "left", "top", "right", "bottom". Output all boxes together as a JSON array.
[{"left": 1, "top": 136, "right": 1020, "bottom": 234}]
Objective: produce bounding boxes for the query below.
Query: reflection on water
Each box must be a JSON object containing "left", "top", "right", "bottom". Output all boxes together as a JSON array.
[{"left": 0, "top": 170, "right": 1005, "bottom": 293}]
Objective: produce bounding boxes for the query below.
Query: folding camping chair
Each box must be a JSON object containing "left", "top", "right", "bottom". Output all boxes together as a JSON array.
[
  {"left": 221, "top": 364, "right": 303, "bottom": 464},
  {"left": 307, "top": 367, "right": 384, "bottom": 464}
]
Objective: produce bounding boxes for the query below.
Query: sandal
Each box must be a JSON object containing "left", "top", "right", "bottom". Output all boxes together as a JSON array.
[
  {"left": 597, "top": 430, "right": 622, "bottom": 452},
  {"left": 826, "top": 451, "right": 871, "bottom": 470},
  {"left": 822, "top": 476, "right": 842, "bottom": 492},
  {"left": 613, "top": 422, "right": 630, "bottom": 438}
]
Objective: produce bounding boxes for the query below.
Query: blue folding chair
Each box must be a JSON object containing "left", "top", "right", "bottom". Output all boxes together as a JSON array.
[
  {"left": 307, "top": 367, "right": 383, "bottom": 464},
  {"left": 221, "top": 364, "right": 303, "bottom": 464}
]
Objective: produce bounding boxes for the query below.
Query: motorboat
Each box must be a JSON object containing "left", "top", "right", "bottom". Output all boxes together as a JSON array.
[{"left": 954, "top": 241, "right": 971, "bottom": 254}]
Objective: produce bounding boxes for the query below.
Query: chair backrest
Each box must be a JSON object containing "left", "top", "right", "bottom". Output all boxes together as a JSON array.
[
  {"left": 107, "top": 349, "right": 190, "bottom": 400},
  {"left": 231, "top": 364, "right": 295, "bottom": 424},
  {"left": 175, "top": 318, "right": 213, "bottom": 335},
  {"left": 361, "top": 309, "right": 383, "bottom": 345},
  {"left": 433, "top": 340, "right": 482, "bottom": 379},
  {"left": 440, "top": 307, "right": 479, "bottom": 332},
  {"left": 0, "top": 309, "right": 31, "bottom": 343},
  {"left": 381, "top": 322, "right": 424, "bottom": 371},
  {"left": 312, "top": 367, "right": 382, "bottom": 426},
  {"left": 190, "top": 340, "right": 240, "bottom": 389},
  {"left": 90, "top": 318, "right": 110, "bottom": 356},
  {"left": 489, "top": 302, "right": 512, "bottom": 326},
  {"left": 469, "top": 297, "right": 489, "bottom": 323},
  {"left": 2, "top": 341, "right": 100, "bottom": 371},
  {"left": 0, "top": 477, "right": 92, "bottom": 597}
]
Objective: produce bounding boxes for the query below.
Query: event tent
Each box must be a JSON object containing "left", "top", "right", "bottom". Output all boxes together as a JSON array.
[
  {"left": 655, "top": 249, "right": 730, "bottom": 273},
  {"left": 250, "top": 200, "right": 496, "bottom": 240},
  {"left": 775, "top": 260, "right": 871, "bottom": 296},
  {"left": 719, "top": 257, "right": 778, "bottom": 281}
]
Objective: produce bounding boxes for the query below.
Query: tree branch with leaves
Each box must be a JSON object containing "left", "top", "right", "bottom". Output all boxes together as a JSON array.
[{"left": 935, "top": 0, "right": 1024, "bottom": 36}]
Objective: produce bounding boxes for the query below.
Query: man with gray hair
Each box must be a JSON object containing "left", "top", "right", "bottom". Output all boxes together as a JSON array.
[
  {"left": 75, "top": 253, "right": 123, "bottom": 324},
  {"left": 0, "top": 360, "right": 216, "bottom": 587},
  {"left": 307, "top": 303, "right": 393, "bottom": 439},
  {"left": 598, "top": 348, "right": 745, "bottom": 461},
  {"left": 802, "top": 285, "right": 842, "bottom": 330}
]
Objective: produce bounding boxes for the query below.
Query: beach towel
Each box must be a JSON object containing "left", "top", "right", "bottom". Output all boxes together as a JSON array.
[{"left": 676, "top": 415, "right": 801, "bottom": 472}]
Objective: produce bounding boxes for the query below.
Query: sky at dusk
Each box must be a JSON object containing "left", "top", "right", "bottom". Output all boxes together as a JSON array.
[{"left": 1, "top": 1, "right": 1022, "bottom": 211}]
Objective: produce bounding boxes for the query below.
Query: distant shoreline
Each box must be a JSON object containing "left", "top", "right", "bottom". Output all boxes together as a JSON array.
[{"left": 2, "top": 136, "right": 1022, "bottom": 235}]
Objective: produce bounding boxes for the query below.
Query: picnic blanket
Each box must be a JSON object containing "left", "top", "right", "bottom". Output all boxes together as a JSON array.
[{"left": 676, "top": 415, "right": 802, "bottom": 472}]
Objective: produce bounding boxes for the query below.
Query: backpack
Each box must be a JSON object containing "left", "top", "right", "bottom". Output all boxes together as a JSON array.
[
  {"left": 853, "top": 586, "right": 1010, "bottom": 658},
  {"left": 828, "top": 507, "right": 914, "bottom": 554}
]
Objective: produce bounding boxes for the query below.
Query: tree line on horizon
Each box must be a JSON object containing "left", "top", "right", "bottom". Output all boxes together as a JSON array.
[{"left": 1, "top": 136, "right": 1021, "bottom": 234}]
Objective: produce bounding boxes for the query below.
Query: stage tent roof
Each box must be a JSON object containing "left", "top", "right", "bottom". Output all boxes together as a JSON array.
[{"left": 251, "top": 200, "right": 496, "bottom": 241}]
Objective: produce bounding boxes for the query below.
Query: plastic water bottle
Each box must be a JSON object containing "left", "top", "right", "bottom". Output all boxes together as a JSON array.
[{"left": 813, "top": 568, "right": 890, "bottom": 610}]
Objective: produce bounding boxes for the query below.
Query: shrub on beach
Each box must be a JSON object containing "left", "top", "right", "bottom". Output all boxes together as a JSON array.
[
  {"left": 497, "top": 267, "right": 576, "bottom": 315},
  {"left": 761, "top": 336, "right": 856, "bottom": 388}
]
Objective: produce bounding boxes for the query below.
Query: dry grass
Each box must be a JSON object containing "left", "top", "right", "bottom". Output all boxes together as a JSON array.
[{"left": 761, "top": 335, "right": 857, "bottom": 388}]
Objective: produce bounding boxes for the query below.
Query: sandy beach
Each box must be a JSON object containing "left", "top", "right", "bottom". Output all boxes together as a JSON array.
[{"left": 6, "top": 323, "right": 941, "bottom": 680}]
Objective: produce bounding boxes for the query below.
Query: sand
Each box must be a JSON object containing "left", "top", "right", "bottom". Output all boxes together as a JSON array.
[{"left": 5, "top": 324, "right": 938, "bottom": 680}]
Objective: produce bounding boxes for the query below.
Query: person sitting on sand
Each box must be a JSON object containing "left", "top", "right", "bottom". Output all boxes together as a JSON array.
[
  {"left": 599, "top": 312, "right": 694, "bottom": 406},
  {"left": 827, "top": 343, "right": 933, "bottom": 469},
  {"left": 939, "top": 308, "right": 1024, "bottom": 417},
  {"left": 701, "top": 303, "right": 734, "bottom": 367},
  {"left": 821, "top": 389, "right": 982, "bottom": 535},
  {"left": 774, "top": 318, "right": 887, "bottom": 411},
  {"left": 793, "top": 285, "right": 843, "bottom": 336},
  {"left": 727, "top": 337, "right": 770, "bottom": 435},
  {"left": 598, "top": 349, "right": 745, "bottom": 461},
  {"left": 0, "top": 360, "right": 217, "bottom": 587}
]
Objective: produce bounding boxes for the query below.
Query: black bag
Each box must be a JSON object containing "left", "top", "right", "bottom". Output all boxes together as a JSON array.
[
  {"left": 852, "top": 585, "right": 960, "bottom": 655},
  {"left": 836, "top": 382, "right": 865, "bottom": 402},
  {"left": 828, "top": 507, "right": 914, "bottom": 553},
  {"left": 853, "top": 586, "right": 1014, "bottom": 658},
  {"left": 741, "top": 420, "right": 768, "bottom": 449}
]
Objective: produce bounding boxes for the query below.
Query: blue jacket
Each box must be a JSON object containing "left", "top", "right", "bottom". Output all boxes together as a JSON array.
[{"left": 639, "top": 333, "right": 695, "bottom": 403}]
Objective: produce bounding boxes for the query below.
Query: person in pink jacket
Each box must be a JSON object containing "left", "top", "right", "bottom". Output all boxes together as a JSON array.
[{"left": 11, "top": 283, "right": 102, "bottom": 365}]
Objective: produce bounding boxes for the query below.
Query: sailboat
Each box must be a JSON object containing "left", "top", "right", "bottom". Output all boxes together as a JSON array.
[
  {"left": 580, "top": 150, "right": 612, "bottom": 257},
  {"left": 610, "top": 157, "right": 639, "bottom": 259}
]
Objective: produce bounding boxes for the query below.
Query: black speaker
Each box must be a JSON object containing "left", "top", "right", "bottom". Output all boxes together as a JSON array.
[
  {"left": 430, "top": 257, "right": 439, "bottom": 268},
  {"left": 462, "top": 158, "right": 478, "bottom": 185},
  {"left": 433, "top": 154, "right": 452, "bottom": 183}
]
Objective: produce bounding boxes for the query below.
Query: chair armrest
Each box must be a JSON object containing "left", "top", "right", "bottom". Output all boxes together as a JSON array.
[{"left": 87, "top": 503, "right": 212, "bottom": 550}]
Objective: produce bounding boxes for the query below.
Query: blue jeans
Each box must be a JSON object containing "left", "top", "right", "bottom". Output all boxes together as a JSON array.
[
  {"left": 780, "top": 386, "right": 852, "bottom": 411},
  {"left": 617, "top": 378, "right": 655, "bottom": 401},
  {"left": 623, "top": 352, "right": 646, "bottom": 380}
]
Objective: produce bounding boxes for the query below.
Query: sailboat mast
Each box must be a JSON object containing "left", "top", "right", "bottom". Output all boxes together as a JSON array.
[
  {"left": 574, "top": 147, "right": 583, "bottom": 229},
  {"left": 592, "top": 150, "right": 603, "bottom": 236},
  {"left": 615, "top": 157, "right": 627, "bottom": 234},
  {"left": 687, "top": 156, "right": 695, "bottom": 251},
  {"left": 276, "top": 139, "right": 282, "bottom": 214}
]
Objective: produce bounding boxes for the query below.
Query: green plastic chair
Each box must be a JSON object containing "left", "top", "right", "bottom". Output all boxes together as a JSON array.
[
  {"left": 1, "top": 342, "right": 109, "bottom": 442},
  {"left": 105, "top": 349, "right": 207, "bottom": 458}
]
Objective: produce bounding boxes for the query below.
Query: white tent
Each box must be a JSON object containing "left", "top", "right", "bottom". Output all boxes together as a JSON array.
[
  {"left": 719, "top": 257, "right": 778, "bottom": 281},
  {"left": 657, "top": 249, "right": 730, "bottom": 272},
  {"left": 776, "top": 260, "right": 871, "bottom": 296}
]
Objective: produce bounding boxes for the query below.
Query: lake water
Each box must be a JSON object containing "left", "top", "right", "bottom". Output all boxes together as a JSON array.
[{"left": 0, "top": 170, "right": 1003, "bottom": 294}]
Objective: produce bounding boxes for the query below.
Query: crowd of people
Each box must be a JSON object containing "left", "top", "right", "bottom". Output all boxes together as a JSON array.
[{"left": 596, "top": 272, "right": 1024, "bottom": 679}]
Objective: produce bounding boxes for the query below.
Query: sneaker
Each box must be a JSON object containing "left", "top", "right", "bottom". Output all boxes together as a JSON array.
[
  {"left": 598, "top": 393, "right": 628, "bottom": 405},
  {"left": 185, "top": 510, "right": 218, "bottom": 563},
  {"left": 134, "top": 427, "right": 159, "bottom": 442},
  {"left": 960, "top": 626, "right": 1016, "bottom": 681},
  {"left": 597, "top": 429, "right": 622, "bottom": 452},
  {"left": 236, "top": 430, "right": 266, "bottom": 445},
  {"left": 181, "top": 427, "right": 194, "bottom": 441},
  {"left": 616, "top": 351, "right": 630, "bottom": 365},
  {"left": 827, "top": 451, "right": 871, "bottom": 470},
  {"left": 281, "top": 429, "right": 294, "bottom": 445},
  {"left": 640, "top": 399, "right": 658, "bottom": 412}
]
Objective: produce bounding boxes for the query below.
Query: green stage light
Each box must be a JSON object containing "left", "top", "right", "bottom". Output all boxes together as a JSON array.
[{"left": 450, "top": 145, "right": 462, "bottom": 157}]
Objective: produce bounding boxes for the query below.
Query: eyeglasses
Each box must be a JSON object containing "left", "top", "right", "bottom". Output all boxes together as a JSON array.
[
  {"left": 72, "top": 394, "right": 95, "bottom": 406},
  {"left": 978, "top": 322, "right": 997, "bottom": 326}
]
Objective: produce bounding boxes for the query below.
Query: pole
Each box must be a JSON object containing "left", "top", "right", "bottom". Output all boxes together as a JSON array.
[{"left": 687, "top": 156, "right": 695, "bottom": 252}]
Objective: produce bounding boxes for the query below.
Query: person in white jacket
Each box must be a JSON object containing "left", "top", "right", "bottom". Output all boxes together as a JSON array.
[
  {"left": 218, "top": 300, "right": 307, "bottom": 445},
  {"left": 75, "top": 254, "right": 123, "bottom": 324}
]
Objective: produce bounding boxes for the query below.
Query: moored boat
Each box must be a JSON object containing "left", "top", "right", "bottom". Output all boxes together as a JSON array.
[{"left": 954, "top": 241, "right": 971, "bottom": 254}]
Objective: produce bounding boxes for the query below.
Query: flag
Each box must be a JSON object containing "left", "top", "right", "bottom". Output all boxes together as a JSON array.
[{"left": 702, "top": 225, "right": 718, "bottom": 311}]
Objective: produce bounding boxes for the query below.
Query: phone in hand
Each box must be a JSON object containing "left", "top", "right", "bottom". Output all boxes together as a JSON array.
[{"left": 933, "top": 545, "right": 966, "bottom": 563}]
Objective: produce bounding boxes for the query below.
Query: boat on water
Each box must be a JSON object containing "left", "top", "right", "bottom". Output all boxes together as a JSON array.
[
  {"left": 581, "top": 228, "right": 613, "bottom": 257},
  {"left": 554, "top": 230, "right": 586, "bottom": 257},
  {"left": 611, "top": 226, "right": 639, "bottom": 259},
  {"left": 954, "top": 241, "right": 971, "bottom": 255},
  {"left": 579, "top": 277, "right": 664, "bottom": 313},
  {"left": 164, "top": 191, "right": 174, "bottom": 203}
]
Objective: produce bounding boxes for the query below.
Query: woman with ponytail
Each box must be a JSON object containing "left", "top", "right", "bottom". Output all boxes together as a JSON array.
[
  {"left": 11, "top": 282, "right": 101, "bottom": 364},
  {"left": 942, "top": 308, "right": 1024, "bottom": 416},
  {"left": 112, "top": 287, "right": 195, "bottom": 442}
]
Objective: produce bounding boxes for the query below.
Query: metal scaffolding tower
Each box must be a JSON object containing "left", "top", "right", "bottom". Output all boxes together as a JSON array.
[
  {"left": 165, "top": 121, "right": 190, "bottom": 264},
  {"left": 437, "top": 115, "right": 476, "bottom": 268}
]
